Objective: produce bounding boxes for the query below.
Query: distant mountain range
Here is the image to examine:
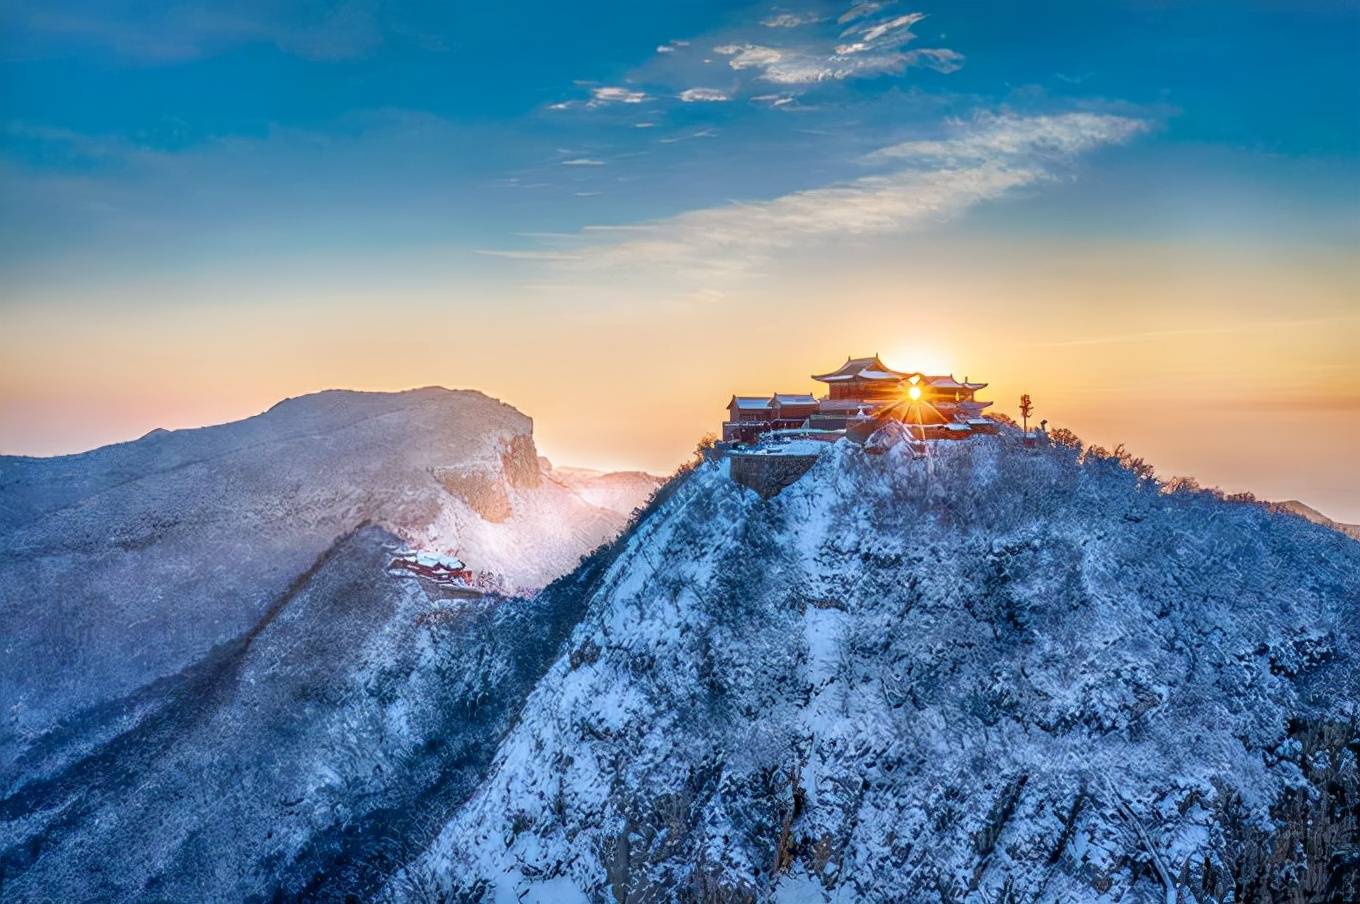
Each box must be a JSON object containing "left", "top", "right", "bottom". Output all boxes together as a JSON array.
[{"left": 1271, "top": 499, "right": 1360, "bottom": 542}]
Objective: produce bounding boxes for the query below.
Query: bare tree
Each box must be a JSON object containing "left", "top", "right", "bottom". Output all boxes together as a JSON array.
[{"left": 1018, "top": 395, "right": 1034, "bottom": 434}]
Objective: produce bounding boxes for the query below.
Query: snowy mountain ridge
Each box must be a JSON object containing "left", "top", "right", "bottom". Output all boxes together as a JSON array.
[
  {"left": 0, "top": 387, "right": 654, "bottom": 771},
  {"left": 396, "top": 426, "right": 1359, "bottom": 903}
]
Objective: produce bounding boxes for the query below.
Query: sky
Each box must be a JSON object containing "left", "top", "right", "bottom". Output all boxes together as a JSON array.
[{"left": 2, "top": 1, "right": 1358, "bottom": 519}]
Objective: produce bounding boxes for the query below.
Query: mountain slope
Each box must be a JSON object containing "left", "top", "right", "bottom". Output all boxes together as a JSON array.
[
  {"left": 4, "top": 421, "right": 1355, "bottom": 903},
  {"left": 401, "top": 427, "right": 1360, "bottom": 903},
  {"left": 0, "top": 388, "right": 645, "bottom": 772},
  {"left": 0, "top": 520, "right": 642, "bottom": 902}
]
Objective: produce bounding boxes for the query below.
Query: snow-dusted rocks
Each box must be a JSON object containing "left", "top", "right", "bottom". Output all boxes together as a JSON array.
[
  {"left": 399, "top": 432, "right": 1360, "bottom": 903},
  {"left": 0, "top": 388, "right": 651, "bottom": 769}
]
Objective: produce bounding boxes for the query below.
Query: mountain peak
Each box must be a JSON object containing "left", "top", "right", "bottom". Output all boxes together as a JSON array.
[
  {"left": 401, "top": 429, "right": 1360, "bottom": 902},
  {"left": 0, "top": 385, "right": 655, "bottom": 762}
]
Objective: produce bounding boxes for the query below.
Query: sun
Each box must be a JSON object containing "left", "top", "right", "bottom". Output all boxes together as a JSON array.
[
  {"left": 886, "top": 344, "right": 954, "bottom": 377},
  {"left": 908, "top": 385, "right": 922, "bottom": 401}
]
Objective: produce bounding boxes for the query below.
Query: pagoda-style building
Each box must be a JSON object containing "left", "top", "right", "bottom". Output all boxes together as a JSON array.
[{"left": 721, "top": 354, "right": 995, "bottom": 444}]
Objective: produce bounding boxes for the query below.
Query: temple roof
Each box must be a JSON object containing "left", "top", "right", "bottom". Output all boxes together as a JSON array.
[
  {"left": 811, "top": 355, "right": 918, "bottom": 383},
  {"left": 925, "top": 375, "right": 988, "bottom": 391},
  {"left": 773, "top": 393, "right": 817, "bottom": 405},
  {"left": 729, "top": 395, "right": 773, "bottom": 410}
]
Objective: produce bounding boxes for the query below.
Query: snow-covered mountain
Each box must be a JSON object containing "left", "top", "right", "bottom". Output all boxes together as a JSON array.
[
  {"left": 400, "top": 427, "right": 1359, "bottom": 903},
  {"left": 0, "top": 523, "right": 607, "bottom": 902},
  {"left": 0, "top": 388, "right": 653, "bottom": 770},
  {"left": 3, "top": 421, "right": 1356, "bottom": 903}
]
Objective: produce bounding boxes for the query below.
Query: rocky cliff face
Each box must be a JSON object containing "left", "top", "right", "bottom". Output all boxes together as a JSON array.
[
  {"left": 0, "top": 388, "right": 649, "bottom": 773},
  {"left": 398, "top": 428, "right": 1360, "bottom": 903}
]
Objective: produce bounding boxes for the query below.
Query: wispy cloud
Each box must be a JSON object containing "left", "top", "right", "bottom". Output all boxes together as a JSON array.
[
  {"left": 762, "top": 12, "right": 823, "bottom": 28},
  {"left": 484, "top": 112, "right": 1146, "bottom": 285},
  {"left": 714, "top": 39, "right": 957, "bottom": 83},
  {"left": 542, "top": 3, "right": 953, "bottom": 116},
  {"left": 698, "top": 2, "right": 966, "bottom": 86},
  {"left": 656, "top": 128, "right": 719, "bottom": 144},
  {"left": 560, "top": 157, "right": 606, "bottom": 166},
  {"left": 839, "top": 1, "right": 890, "bottom": 24},
  {"left": 679, "top": 87, "right": 730, "bottom": 102},
  {"left": 589, "top": 86, "right": 647, "bottom": 106},
  {"left": 714, "top": 7, "right": 959, "bottom": 85},
  {"left": 865, "top": 112, "right": 1148, "bottom": 162},
  {"left": 549, "top": 85, "right": 648, "bottom": 110},
  {"left": 835, "top": 12, "right": 924, "bottom": 53}
]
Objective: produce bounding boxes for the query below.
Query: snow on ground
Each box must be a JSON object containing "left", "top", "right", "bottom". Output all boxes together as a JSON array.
[
  {"left": 395, "top": 428, "right": 1360, "bottom": 903},
  {"left": 7, "top": 409, "right": 1356, "bottom": 903}
]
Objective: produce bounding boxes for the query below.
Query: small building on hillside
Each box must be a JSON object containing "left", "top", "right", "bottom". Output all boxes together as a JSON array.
[
  {"left": 721, "top": 354, "right": 997, "bottom": 446},
  {"left": 725, "top": 396, "right": 774, "bottom": 443},
  {"left": 388, "top": 550, "right": 475, "bottom": 587},
  {"left": 772, "top": 393, "right": 819, "bottom": 423}
]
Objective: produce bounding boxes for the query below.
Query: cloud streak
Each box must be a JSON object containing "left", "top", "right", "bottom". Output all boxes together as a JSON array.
[
  {"left": 487, "top": 112, "right": 1146, "bottom": 285},
  {"left": 549, "top": 86, "right": 648, "bottom": 110},
  {"left": 866, "top": 112, "right": 1149, "bottom": 162},
  {"left": 762, "top": 12, "right": 823, "bottom": 28},
  {"left": 839, "top": 1, "right": 890, "bottom": 24},
  {"left": 679, "top": 87, "right": 730, "bottom": 102},
  {"left": 713, "top": 4, "right": 958, "bottom": 85}
]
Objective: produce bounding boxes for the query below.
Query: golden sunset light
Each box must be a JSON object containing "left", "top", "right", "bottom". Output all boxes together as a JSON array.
[{"left": 4, "top": 3, "right": 1358, "bottom": 900}]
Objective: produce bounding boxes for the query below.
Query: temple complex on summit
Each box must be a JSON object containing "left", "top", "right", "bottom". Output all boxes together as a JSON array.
[{"left": 723, "top": 354, "right": 996, "bottom": 445}]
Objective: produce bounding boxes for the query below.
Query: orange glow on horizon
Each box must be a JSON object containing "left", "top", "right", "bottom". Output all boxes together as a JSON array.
[{"left": 1, "top": 237, "right": 1356, "bottom": 520}]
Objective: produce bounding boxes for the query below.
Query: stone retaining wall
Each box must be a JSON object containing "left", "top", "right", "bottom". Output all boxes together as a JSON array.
[{"left": 729, "top": 452, "right": 821, "bottom": 498}]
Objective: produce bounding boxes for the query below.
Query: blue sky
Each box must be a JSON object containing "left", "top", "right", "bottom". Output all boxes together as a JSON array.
[
  {"left": 2, "top": 1, "right": 1359, "bottom": 516},
  {"left": 4, "top": 1, "right": 1356, "bottom": 281}
]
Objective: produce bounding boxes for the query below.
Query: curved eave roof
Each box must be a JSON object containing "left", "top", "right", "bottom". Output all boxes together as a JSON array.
[
  {"left": 811, "top": 354, "right": 915, "bottom": 383},
  {"left": 924, "top": 376, "right": 989, "bottom": 391}
]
